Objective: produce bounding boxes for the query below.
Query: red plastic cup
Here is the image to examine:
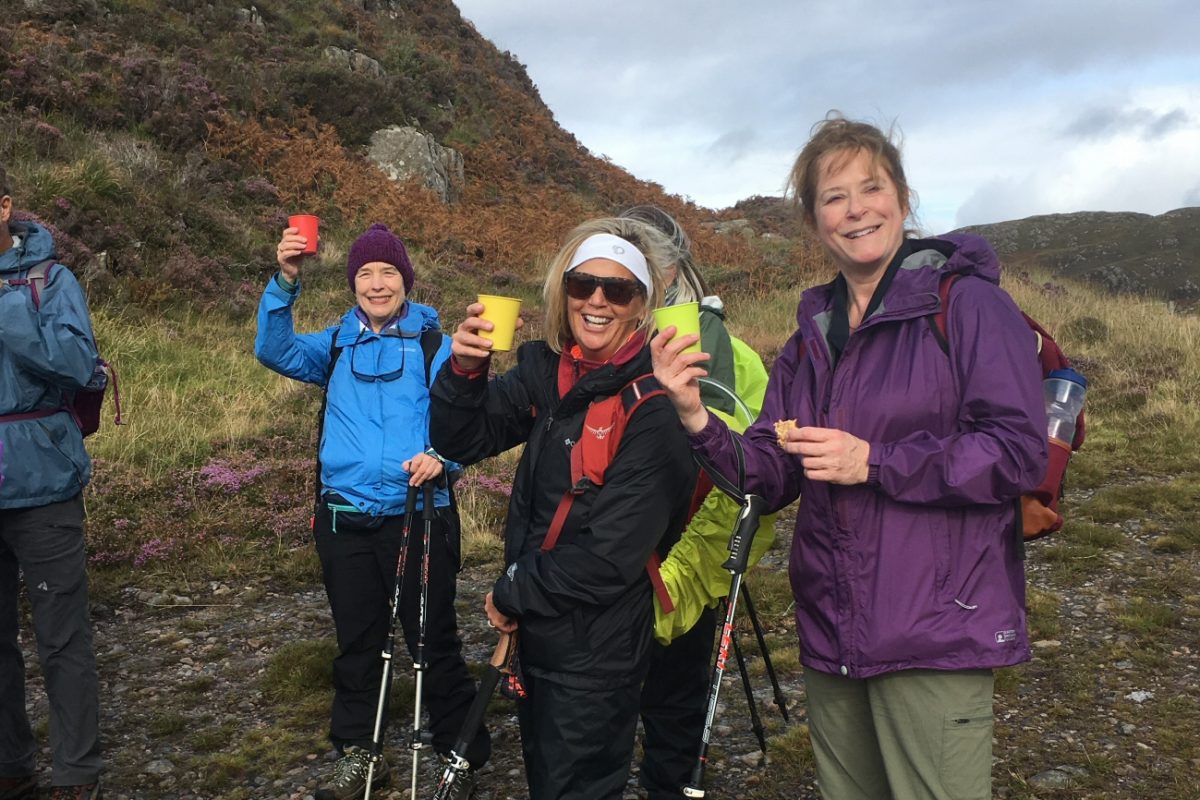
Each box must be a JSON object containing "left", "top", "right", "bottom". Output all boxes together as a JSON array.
[{"left": 288, "top": 214, "right": 320, "bottom": 255}]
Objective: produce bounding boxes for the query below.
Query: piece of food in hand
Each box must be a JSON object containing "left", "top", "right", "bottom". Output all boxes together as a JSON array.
[{"left": 774, "top": 419, "right": 797, "bottom": 448}]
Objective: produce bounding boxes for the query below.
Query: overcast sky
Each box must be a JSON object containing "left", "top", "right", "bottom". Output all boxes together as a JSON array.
[{"left": 453, "top": 0, "right": 1200, "bottom": 234}]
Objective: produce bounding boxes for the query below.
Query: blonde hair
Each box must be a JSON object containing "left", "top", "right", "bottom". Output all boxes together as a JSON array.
[
  {"left": 541, "top": 217, "right": 672, "bottom": 354},
  {"left": 787, "top": 111, "right": 912, "bottom": 230}
]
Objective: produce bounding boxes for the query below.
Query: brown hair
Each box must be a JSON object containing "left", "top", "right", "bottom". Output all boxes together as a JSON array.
[
  {"left": 787, "top": 111, "right": 912, "bottom": 229},
  {"left": 541, "top": 217, "right": 673, "bottom": 354}
]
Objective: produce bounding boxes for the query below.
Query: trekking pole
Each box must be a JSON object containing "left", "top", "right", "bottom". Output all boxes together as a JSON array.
[
  {"left": 432, "top": 631, "right": 516, "bottom": 800},
  {"left": 683, "top": 493, "right": 767, "bottom": 799},
  {"left": 364, "top": 488, "right": 419, "bottom": 800},
  {"left": 726, "top": 606, "right": 768, "bottom": 754},
  {"left": 409, "top": 482, "right": 437, "bottom": 799},
  {"left": 739, "top": 583, "right": 789, "bottom": 723}
]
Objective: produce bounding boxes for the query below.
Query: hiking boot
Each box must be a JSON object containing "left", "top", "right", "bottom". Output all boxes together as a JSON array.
[
  {"left": 0, "top": 776, "right": 37, "bottom": 800},
  {"left": 314, "top": 746, "right": 389, "bottom": 800},
  {"left": 436, "top": 767, "right": 477, "bottom": 800},
  {"left": 47, "top": 783, "right": 101, "bottom": 800}
]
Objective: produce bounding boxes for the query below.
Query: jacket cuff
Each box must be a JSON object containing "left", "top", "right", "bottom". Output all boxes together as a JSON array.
[
  {"left": 866, "top": 443, "right": 882, "bottom": 487},
  {"left": 492, "top": 570, "right": 519, "bottom": 618},
  {"left": 267, "top": 273, "right": 299, "bottom": 300},
  {"left": 451, "top": 354, "right": 488, "bottom": 377},
  {"left": 686, "top": 410, "right": 728, "bottom": 451}
]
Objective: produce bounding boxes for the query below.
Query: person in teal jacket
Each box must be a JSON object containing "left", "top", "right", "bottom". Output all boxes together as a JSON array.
[
  {"left": 0, "top": 165, "right": 104, "bottom": 800},
  {"left": 256, "top": 223, "right": 488, "bottom": 800}
]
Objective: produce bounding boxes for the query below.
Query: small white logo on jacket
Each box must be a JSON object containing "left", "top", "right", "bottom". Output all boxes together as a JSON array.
[{"left": 586, "top": 423, "right": 614, "bottom": 441}]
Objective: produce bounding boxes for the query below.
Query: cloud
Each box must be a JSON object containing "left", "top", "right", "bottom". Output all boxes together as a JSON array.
[
  {"left": 1146, "top": 108, "right": 1191, "bottom": 139},
  {"left": 706, "top": 129, "right": 756, "bottom": 165},
  {"left": 1184, "top": 184, "right": 1200, "bottom": 207},
  {"left": 456, "top": 0, "right": 1200, "bottom": 222},
  {"left": 1062, "top": 106, "right": 1193, "bottom": 141}
]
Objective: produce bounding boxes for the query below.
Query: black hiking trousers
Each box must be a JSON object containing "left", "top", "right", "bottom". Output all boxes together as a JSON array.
[
  {"left": 517, "top": 668, "right": 645, "bottom": 800},
  {"left": 313, "top": 502, "right": 490, "bottom": 768},
  {"left": 638, "top": 604, "right": 717, "bottom": 798}
]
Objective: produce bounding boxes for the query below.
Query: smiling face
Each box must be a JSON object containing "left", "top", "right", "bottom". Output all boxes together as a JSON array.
[
  {"left": 354, "top": 261, "right": 407, "bottom": 331},
  {"left": 814, "top": 148, "right": 908, "bottom": 278},
  {"left": 565, "top": 258, "right": 646, "bottom": 362}
]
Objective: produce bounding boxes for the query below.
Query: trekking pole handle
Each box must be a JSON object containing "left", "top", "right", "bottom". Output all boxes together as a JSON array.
[
  {"left": 723, "top": 494, "right": 766, "bottom": 574},
  {"left": 491, "top": 630, "right": 514, "bottom": 669}
]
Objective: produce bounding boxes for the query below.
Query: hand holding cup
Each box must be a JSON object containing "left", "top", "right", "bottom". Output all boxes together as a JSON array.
[
  {"left": 452, "top": 298, "right": 525, "bottom": 372},
  {"left": 276, "top": 227, "right": 309, "bottom": 283}
]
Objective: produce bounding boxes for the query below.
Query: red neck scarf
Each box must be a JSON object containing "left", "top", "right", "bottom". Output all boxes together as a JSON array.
[{"left": 556, "top": 330, "right": 647, "bottom": 398}]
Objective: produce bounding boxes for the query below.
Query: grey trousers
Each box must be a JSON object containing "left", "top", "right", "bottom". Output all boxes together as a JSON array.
[{"left": 0, "top": 494, "right": 102, "bottom": 785}]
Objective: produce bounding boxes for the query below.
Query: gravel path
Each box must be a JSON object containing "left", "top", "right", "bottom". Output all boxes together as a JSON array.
[{"left": 17, "top": 491, "right": 1199, "bottom": 799}]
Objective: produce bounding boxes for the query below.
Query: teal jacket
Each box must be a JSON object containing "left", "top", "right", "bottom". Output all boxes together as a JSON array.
[{"left": 0, "top": 221, "right": 97, "bottom": 508}]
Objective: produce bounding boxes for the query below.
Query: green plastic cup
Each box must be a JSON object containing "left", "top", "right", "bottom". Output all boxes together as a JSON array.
[
  {"left": 653, "top": 302, "right": 702, "bottom": 354},
  {"left": 478, "top": 295, "right": 522, "bottom": 352}
]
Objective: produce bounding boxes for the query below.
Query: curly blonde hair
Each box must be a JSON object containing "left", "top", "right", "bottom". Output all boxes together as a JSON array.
[{"left": 541, "top": 217, "right": 674, "bottom": 354}]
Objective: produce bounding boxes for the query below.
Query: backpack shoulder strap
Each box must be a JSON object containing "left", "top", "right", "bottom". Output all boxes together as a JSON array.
[
  {"left": 420, "top": 328, "right": 444, "bottom": 388},
  {"left": 313, "top": 333, "right": 344, "bottom": 514},
  {"left": 3, "top": 259, "right": 57, "bottom": 310},
  {"left": 540, "top": 373, "right": 675, "bottom": 611},
  {"left": 928, "top": 272, "right": 959, "bottom": 355}
]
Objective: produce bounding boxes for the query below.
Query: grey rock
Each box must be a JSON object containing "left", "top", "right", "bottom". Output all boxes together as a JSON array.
[
  {"left": 1027, "top": 768, "right": 1074, "bottom": 789},
  {"left": 145, "top": 759, "right": 174, "bottom": 776},
  {"left": 322, "top": 46, "right": 385, "bottom": 81},
  {"left": 368, "top": 126, "right": 465, "bottom": 204}
]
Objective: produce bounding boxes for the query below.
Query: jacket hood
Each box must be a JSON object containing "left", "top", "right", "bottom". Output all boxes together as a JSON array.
[
  {"left": 797, "top": 233, "right": 1002, "bottom": 328},
  {"left": 1, "top": 220, "right": 57, "bottom": 275},
  {"left": 333, "top": 299, "right": 442, "bottom": 346}
]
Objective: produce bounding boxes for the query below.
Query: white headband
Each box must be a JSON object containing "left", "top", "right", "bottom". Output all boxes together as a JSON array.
[{"left": 566, "top": 233, "right": 651, "bottom": 292}]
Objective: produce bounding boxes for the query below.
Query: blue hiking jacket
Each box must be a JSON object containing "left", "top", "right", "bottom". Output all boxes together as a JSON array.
[
  {"left": 254, "top": 275, "right": 454, "bottom": 512},
  {"left": 0, "top": 221, "right": 97, "bottom": 508}
]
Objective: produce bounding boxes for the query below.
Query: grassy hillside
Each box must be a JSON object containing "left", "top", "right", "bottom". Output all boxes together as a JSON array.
[{"left": 2, "top": 0, "right": 821, "bottom": 313}]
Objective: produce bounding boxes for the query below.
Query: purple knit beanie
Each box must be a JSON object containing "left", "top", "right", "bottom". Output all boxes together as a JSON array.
[{"left": 346, "top": 223, "right": 414, "bottom": 292}]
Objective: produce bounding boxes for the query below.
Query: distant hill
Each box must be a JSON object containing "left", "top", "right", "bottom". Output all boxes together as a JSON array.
[
  {"left": 959, "top": 208, "right": 1200, "bottom": 309},
  {"left": 724, "top": 196, "right": 1200, "bottom": 310}
]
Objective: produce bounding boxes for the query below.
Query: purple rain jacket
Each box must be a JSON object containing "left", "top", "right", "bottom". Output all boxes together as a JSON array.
[{"left": 689, "top": 234, "right": 1047, "bottom": 679}]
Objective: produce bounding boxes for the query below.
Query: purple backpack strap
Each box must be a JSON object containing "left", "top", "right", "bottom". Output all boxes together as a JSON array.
[{"left": 5, "top": 259, "right": 57, "bottom": 309}]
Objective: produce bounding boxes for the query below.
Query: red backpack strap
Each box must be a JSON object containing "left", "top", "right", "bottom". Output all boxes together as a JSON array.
[
  {"left": 539, "top": 374, "right": 675, "bottom": 613},
  {"left": 928, "top": 272, "right": 959, "bottom": 354}
]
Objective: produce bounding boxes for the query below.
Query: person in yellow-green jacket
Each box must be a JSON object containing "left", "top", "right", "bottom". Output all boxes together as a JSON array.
[{"left": 620, "top": 206, "right": 775, "bottom": 800}]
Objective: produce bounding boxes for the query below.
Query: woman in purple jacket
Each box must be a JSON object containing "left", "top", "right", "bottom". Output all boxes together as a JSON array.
[{"left": 652, "top": 114, "right": 1047, "bottom": 800}]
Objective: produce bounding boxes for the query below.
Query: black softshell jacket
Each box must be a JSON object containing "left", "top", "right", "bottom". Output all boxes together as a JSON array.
[{"left": 430, "top": 341, "right": 696, "bottom": 688}]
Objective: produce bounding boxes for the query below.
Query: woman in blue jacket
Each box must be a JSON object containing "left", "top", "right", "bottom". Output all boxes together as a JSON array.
[{"left": 256, "top": 223, "right": 489, "bottom": 800}]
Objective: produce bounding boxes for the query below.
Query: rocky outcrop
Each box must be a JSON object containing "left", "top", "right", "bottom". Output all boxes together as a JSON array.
[
  {"left": 367, "top": 126, "right": 464, "bottom": 203},
  {"left": 321, "top": 46, "right": 385, "bottom": 81}
]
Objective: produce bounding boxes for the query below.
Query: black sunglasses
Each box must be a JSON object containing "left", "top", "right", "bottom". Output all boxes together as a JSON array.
[
  {"left": 563, "top": 272, "right": 645, "bottom": 306},
  {"left": 348, "top": 327, "right": 419, "bottom": 383}
]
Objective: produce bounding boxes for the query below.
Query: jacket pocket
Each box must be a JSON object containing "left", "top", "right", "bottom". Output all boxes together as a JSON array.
[
  {"left": 323, "top": 492, "right": 387, "bottom": 534},
  {"left": 931, "top": 511, "right": 953, "bottom": 603},
  {"left": 940, "top": 704, "right": 992, "bottom": 799}
]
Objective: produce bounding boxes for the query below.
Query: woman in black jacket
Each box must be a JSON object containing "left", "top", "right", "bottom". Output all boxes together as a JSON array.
[{"left": 430, "top": 217, "right": 696, "bottom": 800}]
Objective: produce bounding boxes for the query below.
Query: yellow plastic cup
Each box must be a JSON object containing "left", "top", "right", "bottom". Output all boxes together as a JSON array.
[
  {"left": 653, "top": 302, "right": 702, "bottom": 354},
  {"left": 478, "top": 295, "right": 522, "bottom": 352}
]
